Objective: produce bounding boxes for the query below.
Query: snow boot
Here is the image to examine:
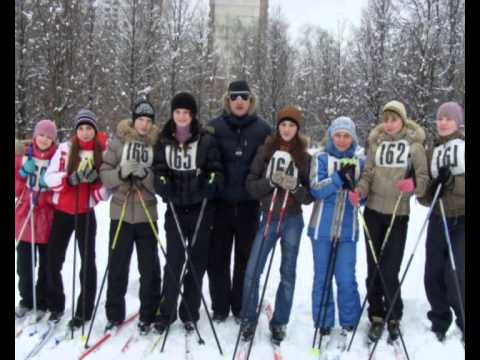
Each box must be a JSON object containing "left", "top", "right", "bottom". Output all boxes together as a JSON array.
[
  {"left": 137, "top": 321, "right": 151, "bottom": 336},
  {"left": 241, "top": 322, "right": 256, "bottom": 342},
  {"left": 368, "top": 317, "right": 385, "bottom": 343},
  {"left": 320, "top": 327, "right": 331, "bottom": 336},
  {"left": 270, "top": 324, "right": 286, "bottom": 345},
  {"left": 387, "top": 320, "right": 401, "bottom": 343}
]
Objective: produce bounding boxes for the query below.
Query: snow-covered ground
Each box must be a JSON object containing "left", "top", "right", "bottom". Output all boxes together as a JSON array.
[{"left": 15, "top": 197, "right": 465, "bottom": 359}]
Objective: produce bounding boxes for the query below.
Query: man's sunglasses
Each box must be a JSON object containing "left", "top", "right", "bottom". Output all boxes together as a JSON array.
[{"left": 229, "top": 92, "right": 250, "bottom": 101}]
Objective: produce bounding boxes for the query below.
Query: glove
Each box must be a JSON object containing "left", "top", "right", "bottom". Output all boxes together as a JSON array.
[
  {"left": 337, "top": 162, "right": 356, "bottom": 190},
  {"left": 132, "top": 164, "right": 148, "bottom": 180},
  {"left": 19, "top": 158, "right": 36, "bottom": 178},
  {"left": 395, "top": 178, "right": 415, "bottom": 193},
  {"left": 157, "top": 176, "right": 172, "bottom": 200},
  {"left": 205, "top": 172, "right": 217, "bottom": 200},
  {"left": 280, "top": 174, "right": 298, "bottom": 191},
  {"left": 348, "top": 190, "right": 361, "bottom": 207},
  {"left": 119, "top": 161, "right": 139, "bottom": 180},
  {"left": 431, "top": 166, "right": 453, "bottom": 198},
  {"left": 84, "top": 168, "right": 100, "bottom": 184},
  {"left": 270, "top": 171, "right": 284, "bottom": 188},
  {"left": 68, "top": 171, "right": 82, "bottom": 186}
]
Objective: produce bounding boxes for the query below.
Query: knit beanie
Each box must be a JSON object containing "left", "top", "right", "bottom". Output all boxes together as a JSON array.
[
  {"left": 133, "top": 97, "right": 155, "bottom": 122},
  {"left": 328, "top": 116, "right": 358, "bottom": 144},
  {"left": 171, "top": 92, "right": 198, "bottom": 116},
  {"left": 228, "top": 80, "right": 251, "bottom": 93},
  {"left": 75, "top": 109, "right": 98, "bottom": 133},
  {"left": 436, "top": 101, "right": 464, "bottom": 128},
  {"left": 276, "top": 106, "right": 304, "bottom": 128},
  {"left": 383, "top": 100, "right": 407, "bottom": 124},
  {"left": 34, "top": 119, "right": 57, "bottom": 141}
]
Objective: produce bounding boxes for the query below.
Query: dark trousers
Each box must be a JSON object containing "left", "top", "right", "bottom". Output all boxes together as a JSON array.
[
  {"left": 207, "top": 200, "right": 260, "bottom": 317},
  {"left": 425, "top": 214, "right": 465, "bottom": 334},
  {"left": 106, "top": 221, "right": 161, "bottom": 324},
  {"left": 17, "top": 242, "right": 48, "bottom": 311},
  {"left": 158, "top": 202, "right": 214, "bottom": 323},
  {"left": 47, "top": 210, "right": 97, "bottom": 319},
  {"left": 364, "top": 207, "right": 408, "bottom": 322}
]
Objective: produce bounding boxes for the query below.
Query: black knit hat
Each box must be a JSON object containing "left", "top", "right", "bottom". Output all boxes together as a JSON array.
[
  {"left": 75, "top": 109, "right": 98, "bottom": 133},
  {"left": 133, "top": 97, "right": 155, "bottom": 122},
  {"left": 171, "top": 92, "right": 197, "bottom": 116},
  {"left": 228, "top": 80, "right": 250, "bottom": 93}
]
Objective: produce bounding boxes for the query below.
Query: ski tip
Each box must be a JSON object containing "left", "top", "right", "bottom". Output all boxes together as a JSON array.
[
  {"left": 309, "top": 348, "right": 321, "bottom": 357},
  {"left": 80, "top": 335, "right": 87, "bottom": 345}
]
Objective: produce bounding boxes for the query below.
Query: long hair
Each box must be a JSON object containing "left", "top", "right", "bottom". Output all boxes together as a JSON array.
[
  {"left": 264, "top": 131, "right": 309, "bottom": 172},
  {"left": 67, "top": 135, "right": 103, "bottom": 175}
]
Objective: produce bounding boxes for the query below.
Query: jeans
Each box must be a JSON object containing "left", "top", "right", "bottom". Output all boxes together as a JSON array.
[{"left": 240, "top": 214, "right": 304, "bottom": 326}]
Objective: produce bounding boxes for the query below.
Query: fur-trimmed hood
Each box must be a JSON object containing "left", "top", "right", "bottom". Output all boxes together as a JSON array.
[
  {"left": 116, "top": 118, "right": 159, "bottom": 146},
  {"left": 368, "top": 119, "right": 426, "bottom": 146}
]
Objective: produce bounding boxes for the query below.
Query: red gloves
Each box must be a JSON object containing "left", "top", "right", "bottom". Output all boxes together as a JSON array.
[
  {"left": 348, "top": 190, "right": 361, "bottom": 207},
  {"left": 395, "top": 178, "right": 415, "bottom": 193}
]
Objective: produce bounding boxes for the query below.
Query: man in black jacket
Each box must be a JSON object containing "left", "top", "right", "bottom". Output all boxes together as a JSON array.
[{"left": 207, "top": 80, "right": 272, "bottom": 322}]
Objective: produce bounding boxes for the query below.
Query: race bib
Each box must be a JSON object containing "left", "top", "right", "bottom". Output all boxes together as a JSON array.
[
  {"left": 375, "top": 140, "right": 410, "bottom": 168},
  {"left": 23, "top": 157, "right": 50, "bottom": 192},
  {"left": 266, "top": 150, "right": 298, "bottom": 179},
  {"left": 431, "top": 138, "right": 465, "bottom": 178},
  {"left": 165, "top": 141, "right": 198, "bottom": 171},
  {"left": 121, "top": 141, "right": 154, "bottom": 168}
]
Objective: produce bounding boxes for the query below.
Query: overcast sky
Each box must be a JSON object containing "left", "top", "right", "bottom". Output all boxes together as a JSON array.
[{"left": 270, "top": 0, "right": 369, "bottom": 39}]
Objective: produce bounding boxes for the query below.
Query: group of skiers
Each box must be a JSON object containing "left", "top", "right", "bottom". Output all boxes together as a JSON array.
[{"left": 15, "top": 79, "right": 465, "bottom": 351}]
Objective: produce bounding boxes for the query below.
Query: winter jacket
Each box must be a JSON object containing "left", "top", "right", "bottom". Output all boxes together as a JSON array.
[
  {"left": 356, "top": 120, "right": 429, "bottom": 216},
  {"left": 100, "top": 119, "right": 160, "bottom": 224},
  {"left": 15, "top": 140, "right": 57, "bottom": 244},
  {"left": 309, "top": 137, "right": 366, "bottom": 242},
  {"left": 44, "top": 133, "right": 109, "bottom": 215},
  {"left": 208, "top": 111, "right": 271, "bottom": 202},
  {"left": 153, "top": 118, "right": 224, "bottom": 207},
  {"left": 246, "top": 137, "right": 313, "bottom": 218},
  {"left": 418, "top": 130, "right": 465, "bottom": 218}
]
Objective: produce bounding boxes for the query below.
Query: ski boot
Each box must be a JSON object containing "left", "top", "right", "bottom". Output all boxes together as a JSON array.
[
  {"left": 153, "top": 319, "right": 169, "bottom": 334},
  {"left": 49, "top": 311, "right": 64, "bottom": 324},
  {"left": 68, "top": 316, "right": 86, "bottom": 330},
  {"left": 184, "top": 321, "right": 195, "bottom": 333},
  {"left": 15, "top": 304, "right": 31, "bottom": 319},
  {"left": 212, "top": 313, "right": 228, "bottom": 323},
  {"left": 137, "top": 321, "right": 151, "bottom": 336},
  {"left": 270, "top": 324, "right": 286, "bottom": 345},
  {"left": 240, "top": 322, "right": 256, "bottom": 342},
  {"left": 105, "top": 319, "right": 122, "bottom": 332},
  {"left": 368, "top": 317, "right": 385, "bottom": 343},
  {"left": 387, "top": 320, "right": 401, "bottom": 343}
]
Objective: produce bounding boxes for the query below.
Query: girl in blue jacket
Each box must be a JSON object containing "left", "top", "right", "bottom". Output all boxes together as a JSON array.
[{"left": 309, "top": 116, "right": 365, "bottom": 337}]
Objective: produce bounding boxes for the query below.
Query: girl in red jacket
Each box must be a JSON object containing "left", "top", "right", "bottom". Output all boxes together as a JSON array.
[
  {"left": 15, "top": 119, "right": 58, "bottom": 320},
  {"left": 44, "top": 109, "right": 109, "bottom": 327}
]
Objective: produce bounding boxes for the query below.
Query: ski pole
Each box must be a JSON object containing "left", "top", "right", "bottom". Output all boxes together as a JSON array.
[
  {"left": 232, "top": 187, "right": 279, "bottom": 360},
  {"left": 355, "top": 206, "right": 410, "bottom": 360},
  {"left": 245, "top": 189, "right": 290, "bottom": 360},
  {"left": 166, "top": 198, "right": 224, "bottom": 355},
  {"left": 314, "top": 190, "right": 347, "bottom": 354},
  {"left": 347, "top": 192, "right": 403, "bottom": 351},
  {"left": 84, "top": 190, "right": 130, "bottom": 349},
  {"left": 71, "top": 184, "right": 80, "bottom": 340},
  {"left": 15, "top": 187, "right": 27, "bottom": 212},
  {"left": 81, "top": 183, "right": 92, "bottom": 339},
  {"left": 368, "top": 184, "right": 443, "bottom": 359},
  {"left": 438, "top": 198, "right": 465, "bottom": 339},
  {"left": 134, "top": 186, "right": 211, "bottom": 351},
  {"left": 15, "top": 189, "right": 42, "bottom": 247},
  {"left": 160, "top": 198, "right": 209, "bottom": 352},
  {"left": 29, "top": 190, "right": 38, "bottom": 334}
]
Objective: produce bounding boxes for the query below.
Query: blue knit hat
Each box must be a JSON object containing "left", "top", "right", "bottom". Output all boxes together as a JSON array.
[{"left": 328, "top": 116, "right": 358, "bottom": 144}]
